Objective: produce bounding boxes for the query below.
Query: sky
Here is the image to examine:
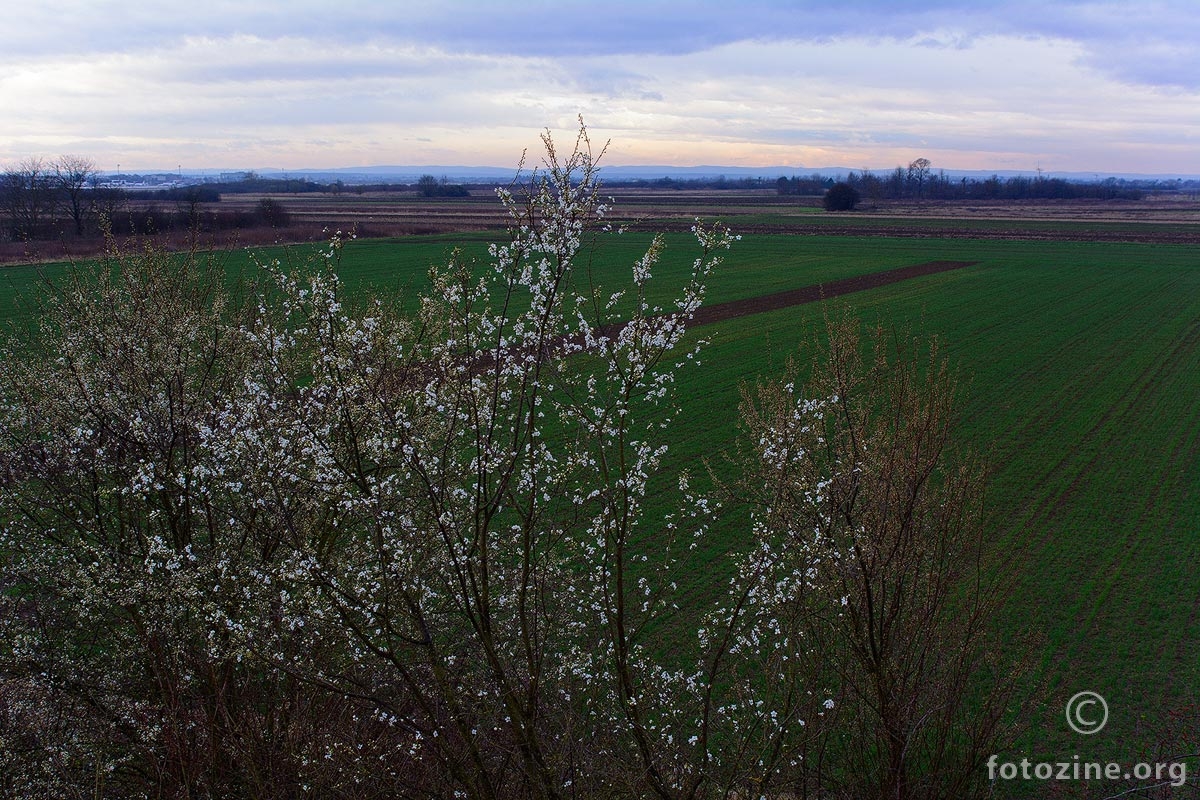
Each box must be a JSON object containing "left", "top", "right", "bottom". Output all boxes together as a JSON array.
[{"left": 2, "top": 1, "right": 1199, "bottom": 175}]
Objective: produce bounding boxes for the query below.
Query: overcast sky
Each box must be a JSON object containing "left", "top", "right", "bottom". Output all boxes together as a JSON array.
[{"left": 3, "top": 1, "right": 1198, "bottom": 174}]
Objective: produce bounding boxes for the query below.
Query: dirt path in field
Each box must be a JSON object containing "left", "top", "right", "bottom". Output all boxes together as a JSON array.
[{"left": 686, "top": 259, "right": 977, "bottom": 328}]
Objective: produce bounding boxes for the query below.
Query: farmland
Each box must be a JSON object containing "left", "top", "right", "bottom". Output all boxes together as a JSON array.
[
  {"left": 5, "top": 186, "right": 1200, "bottom": 267},
  {"left": 2, "top": 204, "right": 1199, "bottom": 794}
]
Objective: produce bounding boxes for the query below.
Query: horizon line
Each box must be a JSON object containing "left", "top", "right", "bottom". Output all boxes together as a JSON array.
[{"left": 96, "top": 163, "right": 1200, "bottom": 181}]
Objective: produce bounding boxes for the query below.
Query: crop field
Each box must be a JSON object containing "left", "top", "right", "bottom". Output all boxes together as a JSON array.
[
  {"left": 336, "top": 229, "right": 1200, "bottom": 786},
  {"left": 516, "top": 231, "right": 1200, "bottom": 769},
  {"left": 6, "top": 187, "right": 1200, "bottom": 267},
  {"left": 3, "top": 215, "right": 1199, "bottom": 793}
]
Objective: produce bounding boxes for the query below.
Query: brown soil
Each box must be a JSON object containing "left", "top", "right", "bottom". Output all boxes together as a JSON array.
[
  {"left": 690, "top": 260, "right": 977, "bottom": 328},
  {"left": 518, "top": 260, "right": 977, "bottom": 377},
  {"left": 715, "top": 221, "right": 1200, "bottom": 245}
]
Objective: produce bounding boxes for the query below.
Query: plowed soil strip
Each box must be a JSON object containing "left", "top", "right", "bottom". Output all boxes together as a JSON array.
[
  {"left": 427, "top": 260, "right": 977, "bottom": 379},
  {"left": 689, "top": 260, "right": 978, "bottom": 327}
]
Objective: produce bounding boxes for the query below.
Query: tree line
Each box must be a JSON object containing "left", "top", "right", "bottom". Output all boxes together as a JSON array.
[
  {"left": 785, "top": 158, "right": 1159, "bottom": 203},
  {"left": 1, "top": 157, "right": 486, "bottom": 242},
  {"left": 0, "top": 157, "right": 304, "bottom": 241},
  {"left": 1, "top": 156, "right": 112, "bottom": 240}
]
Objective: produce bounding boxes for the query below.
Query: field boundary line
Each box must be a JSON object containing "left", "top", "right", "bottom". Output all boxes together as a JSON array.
[{"left": 688, "top": 259, "right": 978, "bottom": 327}]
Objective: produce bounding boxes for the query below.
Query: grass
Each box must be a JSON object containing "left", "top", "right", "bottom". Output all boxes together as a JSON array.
[
  {"left": 536, "top": 231, "right": 1200, "bottom": 776},
  {"left": 3, "top": 227, "right": 1198, "bottom": 791},
  {"left": 675, "top": 209, "right": 1200, "bottom": 241},
  {"left": 695, "top": 238, "right": 1200, "bottom": 784},
  {"left": 0, "top": 230, "right": 962, "bottom": 324}
]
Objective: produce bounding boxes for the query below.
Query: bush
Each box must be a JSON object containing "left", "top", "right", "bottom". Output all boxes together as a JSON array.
[
  {"left": 736, "top": 318, "right": 1026, "bottom": 798},
  {"left": 823, "top": 181, "right": 860, "bottom": 211},
  {"left": 0, "top": 123, "right": 1018, "bottom": 799},
  {"left": 416, "top": 174, "right": 470, "bottom": 197},
  {"left": 256, "top": 197, "right": 291, "bottom": 227}
]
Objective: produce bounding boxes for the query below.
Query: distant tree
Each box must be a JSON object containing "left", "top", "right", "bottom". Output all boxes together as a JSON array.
[
  {"left": 416, "top": 174, "right": 439, "bottom": 197},
  {"left": 823, "top": 181, "right": 861, "bottom": 211},
  {"left": 90, "top": 185, "right": 128, "bottom": 230},
  {"left": 858, "top": 169, "right": 883, "bottom": 205},
  {"left": 415, "top": 174, "right": 469, "bottom": 197},
  {"left": 173, "top": 186, "right": 215, "bottom": 231},
  {"left": 981, "top": 174, "right": 1002, "bottom": 199},
  {"left": 0, "top": 172, "right": 21, "bottom": 240},
  {"left": 907, "top": 157, "right": 932, "bottom": 197},
  {"left": 52, "top": 155, "right": 98, "bottom": 236},
  {"left": 2, "top": 158, "right": 56, "bottom": 240},
  {"left": 256, "top": 197, "right": 291, "bottom": 227},
  {"left": 777, "top": 174, "right": 831, "bottom": 197}
]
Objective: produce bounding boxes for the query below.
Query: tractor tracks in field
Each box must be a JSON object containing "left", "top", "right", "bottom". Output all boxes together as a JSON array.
[
  {"left": 573, "top": 259, "right": 977, "bottom": 349},
  {"left": 684, "top": 259, "right": 977, "bottom": 328},
  {"left": 402, "top": 259, "right": 980, "bottom": 384}
]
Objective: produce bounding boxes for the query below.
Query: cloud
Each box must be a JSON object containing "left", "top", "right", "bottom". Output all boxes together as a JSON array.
[
  {"left": 8, "top": 2, "right": 1200, "bottom": 91},
  {"left": 7, "top": 2, "right": 1196, "bottom": 69},
  {"left": 3, "top": 2, "right": 1199, "bottom": 172}
]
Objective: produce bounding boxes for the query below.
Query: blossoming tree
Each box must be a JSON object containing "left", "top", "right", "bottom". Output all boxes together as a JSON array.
[{"left": 0, "top": 122, "right": 1015, "bottom": 799}]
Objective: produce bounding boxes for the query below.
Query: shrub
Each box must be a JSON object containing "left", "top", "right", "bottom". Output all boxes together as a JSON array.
[
  {"left": 416, "top": 174, "right": 470, "bottom": 197},
  {"left": 0, "top": 123, "right": 1018, "bottom": 799},
  {"left": 823, "top": 181, "right": 861, "bottom": 211},
  {"left": 256, "top": 197, "right": 292, "bottom": 227},
  {"left": 736, "top": 317, "right": 1025, "bottom": 798}
]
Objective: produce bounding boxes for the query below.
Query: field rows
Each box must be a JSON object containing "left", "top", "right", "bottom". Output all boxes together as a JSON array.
[{"left": 566, "top": 233, "right": 1200, "bottom": 766}]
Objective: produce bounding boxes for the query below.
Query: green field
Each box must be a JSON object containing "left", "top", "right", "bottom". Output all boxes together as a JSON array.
[
  {"left": 659, "top": 235, "right": 1200, "bottom": 769},
  {"left": 4, "top": 228, "right": 1198, "bottom": 789},
  {"left": 355, "top": 230, "right": 1200, "bottom": 779}
]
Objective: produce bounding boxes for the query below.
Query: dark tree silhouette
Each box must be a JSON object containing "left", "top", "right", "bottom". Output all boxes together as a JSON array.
[
  {"left": 53, "top": 156, "right": 98, "bottom": 236},
  {"left": 823, "top": 181, "right": 861, "bottom": 211}
]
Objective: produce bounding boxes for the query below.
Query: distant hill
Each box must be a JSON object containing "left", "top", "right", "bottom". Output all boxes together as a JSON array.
[
  {"left": 120, "top": 164, "right": 1200, "bottom": 186},
  {"left": 276, "top": 164, "right": 1200, "bottom": 184}
]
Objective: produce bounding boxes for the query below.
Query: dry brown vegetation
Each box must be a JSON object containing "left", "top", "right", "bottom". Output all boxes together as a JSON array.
[{"left": 4, "top": 187, "right": 1200, "bottom": 267}]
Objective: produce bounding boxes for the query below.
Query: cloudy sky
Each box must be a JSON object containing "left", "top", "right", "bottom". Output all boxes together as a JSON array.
[{"left": 3, "top": 1, "right": 1198, "bottom": 175}]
